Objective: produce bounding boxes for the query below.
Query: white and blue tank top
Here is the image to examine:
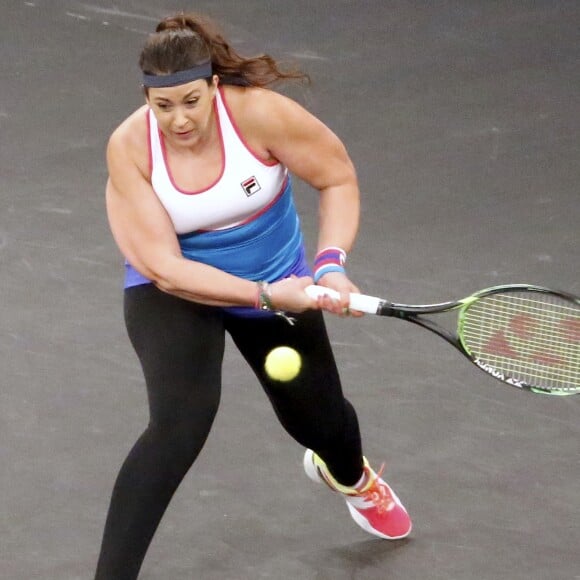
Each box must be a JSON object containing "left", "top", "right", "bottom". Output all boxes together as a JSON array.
[{"left": 124, "top": 87, "right": 310, "bottom": 313}]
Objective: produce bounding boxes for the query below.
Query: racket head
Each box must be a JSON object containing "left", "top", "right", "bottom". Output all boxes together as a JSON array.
[{"left": 456, "top": 285, "right": 580, "bottom": 395}]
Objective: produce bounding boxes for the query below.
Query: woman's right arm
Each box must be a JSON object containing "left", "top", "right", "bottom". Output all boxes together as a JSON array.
[{"left": 105, "top": 125, "right": 314, "bottom": 311}]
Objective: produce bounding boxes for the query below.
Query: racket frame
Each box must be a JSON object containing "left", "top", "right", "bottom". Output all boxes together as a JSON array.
[{"left": 306, "top": 284, "right": 580, "bottom": 395}]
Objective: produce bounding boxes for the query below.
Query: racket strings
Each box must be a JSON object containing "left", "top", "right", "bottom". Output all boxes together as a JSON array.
[{"left": 460, "top": 292, "right": 580, "bottom": 391}]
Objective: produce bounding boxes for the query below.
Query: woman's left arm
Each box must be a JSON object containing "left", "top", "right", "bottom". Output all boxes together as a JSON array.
[{"left": 242, "top": 89, "right": 362, "bottom": 308}]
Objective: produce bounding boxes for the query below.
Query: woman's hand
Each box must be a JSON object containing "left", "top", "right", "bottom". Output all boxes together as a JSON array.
[
  {"left": 268, "top": 276, "right": 317, "bottom": 313},
  {"left": 311, "top": 271, "right": 365, "bottom": 318}
]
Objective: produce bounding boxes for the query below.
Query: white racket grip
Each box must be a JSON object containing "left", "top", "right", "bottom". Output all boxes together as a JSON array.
[{"left": 305, "top": 285, "right": 383, "bottom": 314}]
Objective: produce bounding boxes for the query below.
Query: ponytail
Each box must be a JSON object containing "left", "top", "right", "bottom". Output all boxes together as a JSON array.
[{"left": 139, "top": 12, "right": 310, "bottom": 88}]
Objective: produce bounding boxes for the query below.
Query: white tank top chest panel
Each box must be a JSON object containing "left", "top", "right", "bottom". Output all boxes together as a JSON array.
[{"left": 148, "top": 88, "right": 288, "bottom": 234}]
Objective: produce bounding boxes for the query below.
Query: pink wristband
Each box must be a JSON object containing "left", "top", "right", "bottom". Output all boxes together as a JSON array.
[{"left": 313, "top": 247, "right": 347, "bottom": 283}]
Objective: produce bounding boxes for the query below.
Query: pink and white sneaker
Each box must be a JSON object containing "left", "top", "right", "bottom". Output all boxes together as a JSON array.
[{"left": 303, "top": 449, "right": 412, "bottom": 540}]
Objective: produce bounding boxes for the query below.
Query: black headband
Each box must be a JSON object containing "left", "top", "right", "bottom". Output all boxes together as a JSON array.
[{"left": 142, "top": 61, "right": 213, "bottom": 88}]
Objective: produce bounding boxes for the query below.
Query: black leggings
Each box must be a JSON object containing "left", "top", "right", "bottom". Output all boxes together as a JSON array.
[{"left": 95, "top": 284, "right": 363, "bottom": 579}]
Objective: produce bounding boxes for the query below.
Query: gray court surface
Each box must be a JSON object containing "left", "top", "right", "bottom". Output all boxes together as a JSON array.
[{"left": 1, "top": 1, "right": 579, "bottom": 579}]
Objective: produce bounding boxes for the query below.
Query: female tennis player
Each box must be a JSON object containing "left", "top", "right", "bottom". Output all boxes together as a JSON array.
[{"left": 95, "top": 12, "right": 411, "bottom": 579}]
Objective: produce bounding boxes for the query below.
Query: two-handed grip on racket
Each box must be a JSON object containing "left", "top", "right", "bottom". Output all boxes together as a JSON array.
[{"left": 305, "top": 285, "right": 382, "bottom": 314}]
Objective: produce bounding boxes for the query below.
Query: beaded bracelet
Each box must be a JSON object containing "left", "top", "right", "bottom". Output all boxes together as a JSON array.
[
  {"left": 255, "top": 281, "right": 274, "bottom": 311},
  {"left": 313, "top": 247, "right": 347, "bottom": 283},
  {"left": 254, "top": 281, "right": 296, "bottom": 326}
]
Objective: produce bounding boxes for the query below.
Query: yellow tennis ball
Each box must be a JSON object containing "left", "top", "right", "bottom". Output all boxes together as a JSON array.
[{"left": 264, "top": 346, "right": 302, "bottom": 382}]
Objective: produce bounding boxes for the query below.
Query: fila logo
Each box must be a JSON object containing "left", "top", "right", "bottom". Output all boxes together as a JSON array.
[{"left": 241, "top": 176, "right": 261, "bottom": 196}]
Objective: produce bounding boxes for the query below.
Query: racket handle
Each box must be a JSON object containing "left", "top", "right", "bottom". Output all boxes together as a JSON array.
[{"left": 305, "top": 285, "right": 383, "bottom": 314}]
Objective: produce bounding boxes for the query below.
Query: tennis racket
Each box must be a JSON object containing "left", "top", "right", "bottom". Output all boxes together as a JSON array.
[{"left": 305, "top": 284, "right": 580, "bottom": 396}]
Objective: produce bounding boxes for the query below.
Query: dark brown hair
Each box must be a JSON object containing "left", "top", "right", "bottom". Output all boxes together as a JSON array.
[{"left": 139, "top": 13, "right": 310, "bottom": 87}]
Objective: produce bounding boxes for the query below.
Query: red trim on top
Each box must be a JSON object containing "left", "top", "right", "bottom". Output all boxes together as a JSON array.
[
  {"left": 146, "top": 109, "right": 153, "bottom": 179},
  {"left": 219, "top": 87, "right": 279, "bottom": 167},
  {"left": 158, "top": 98, "right": 226, "bottom": 196}
]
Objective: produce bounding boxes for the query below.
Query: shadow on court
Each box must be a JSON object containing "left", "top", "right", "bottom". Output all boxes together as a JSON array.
[{"left": 1, "top": 1, "right": 578, "bottom": 578}]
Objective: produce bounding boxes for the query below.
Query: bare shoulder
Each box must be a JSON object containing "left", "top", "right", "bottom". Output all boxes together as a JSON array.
[
  {"left": 228, "top": 85, "right": 320, "bottom": 125},
  {"left": 221, "top": 85, "right": 327, "bottom": 152},
  {"left": 107, "top": 105, "right": 150, "bottom": 175}
]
